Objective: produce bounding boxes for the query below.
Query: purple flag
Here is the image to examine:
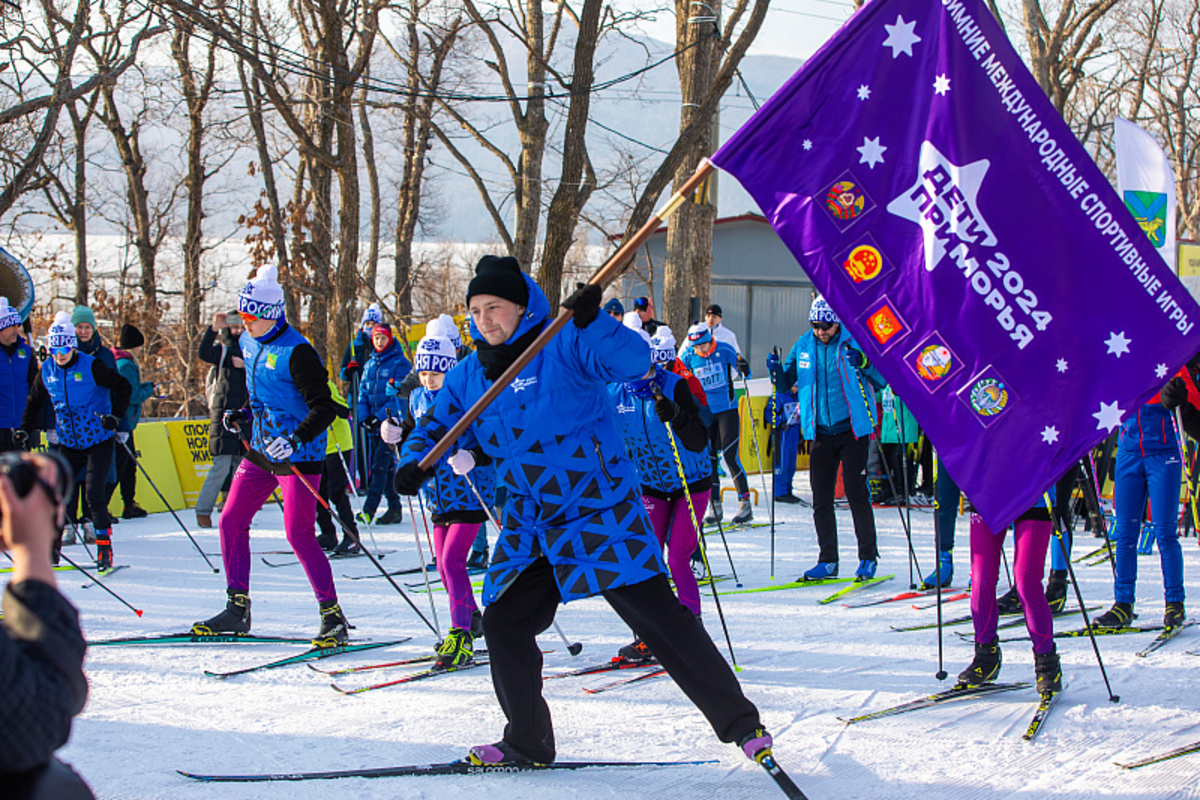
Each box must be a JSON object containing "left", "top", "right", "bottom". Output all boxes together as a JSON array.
[{"left": 711, "top": 0, "right": 1200, "bottom": 530}]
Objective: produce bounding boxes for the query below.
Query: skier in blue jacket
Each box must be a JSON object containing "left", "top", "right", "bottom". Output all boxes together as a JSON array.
[
  {"left": 393, "top": 255, "right": 771, "bottom": 770},
  {"left": 768, "top": 298, "right": 884, "bottom": 582},
  {"left": 0, "top": 297, "right": 36, "bottom": 454},
  {"left": 355, "top": 322, "right": 409, "bottom": 525},
  {"left": 680, "top": 322, "right": 753, "bottom": 524},
  {"left": 20, "top": 311, "right": 130, "bottom": 570}
]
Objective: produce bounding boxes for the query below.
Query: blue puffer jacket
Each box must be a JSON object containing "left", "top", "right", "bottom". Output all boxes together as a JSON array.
[
  {"left": 399, "top": 274, "right": 666, "bottom": 604},
  {"left": 0, "top": 337, "right": 34, "bottom": 428},
  {"left": 773, "top": 328, "right": 883, "bottom": 439},
  {"left": 241, "top": 321, "right": 330, "bottom": 465},
  {"left": 408, "top": 385, "right": 496, "bottom": 524},
  {"left": 1118, "top": 401, "right": 1180, "bottom": 457},
  {"left": 609, "top": 367, "right": 711, "bottom": 497},
  {"left": 357, "top": 341, "right": 412, "bottom": 422},
  {"left": 38, "top": 353, "right": 119, "bottom": 449}
]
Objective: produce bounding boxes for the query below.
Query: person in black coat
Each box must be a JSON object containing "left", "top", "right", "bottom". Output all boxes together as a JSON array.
[
  {"left": 0, "top": 451, "right": 94, "bottom": 799},
  {"left": 194, "top": 311, "right": 248, "bottom": 528}
]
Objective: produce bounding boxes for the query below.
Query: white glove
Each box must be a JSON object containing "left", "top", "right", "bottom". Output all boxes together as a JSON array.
[
  {"left": 117, "top": 432, "right": 130, "bottom": 443},
  {"left": 265, "top": 435, "right": 297, "bottom": 460},
  {"left": 447, "top": 449, "right": 475, "bottom": 476},
  {"left": 46, "top": 430, "right": 59, "bottom": 445},
  {"left": 380, "top": 418, "right": 404, "bottom": 445}
]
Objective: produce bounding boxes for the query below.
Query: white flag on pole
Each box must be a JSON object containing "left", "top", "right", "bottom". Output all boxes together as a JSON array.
[{"left": 1114, "top": 117, "right": 1177, "bottom": 272}]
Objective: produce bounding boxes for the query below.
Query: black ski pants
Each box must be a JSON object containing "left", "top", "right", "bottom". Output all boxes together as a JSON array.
[
  {"left": 809, "top": 430, "right": 877, "bottom": 564},
  {"left": 113, "top": 432, "right": 137, "bottom": 505},
  {"left": 59, "top": 438, "right": 116, "bottom": 531},
  {"left": 316, "top": 451, "right": 357, "bottom": 540},
  {"left": 705, "top": 408, "right": 749, "bottom": 499},
  {"left": 482, "top": 556, "right": 761, "bottom": 762}
]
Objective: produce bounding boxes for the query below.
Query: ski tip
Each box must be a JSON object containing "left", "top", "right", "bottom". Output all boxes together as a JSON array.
[
  {"left": 330, "top": 683, "right": 357, "bottom": 695},
  {"left": 177, "top": 770, "right": 212, "bottom": 781}
]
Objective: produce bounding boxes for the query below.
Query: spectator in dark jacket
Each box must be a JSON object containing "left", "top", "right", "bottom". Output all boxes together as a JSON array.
[
  {"left": 109, "top": 324, "right": 154, "bottom": 518},
  {"left": 194, "top": 311, "right": 247, "bottom": 528},
  {"left": 0, "top": 451, "right": 94, "bottom": 799},
  {"left": 0, "top": 297, "right": 37, "bottom": 454}
]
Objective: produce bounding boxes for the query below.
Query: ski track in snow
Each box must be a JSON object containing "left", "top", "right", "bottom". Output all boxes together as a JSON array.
[{"left": 53, "top": 478, "right": 1200, "bottom": 799}]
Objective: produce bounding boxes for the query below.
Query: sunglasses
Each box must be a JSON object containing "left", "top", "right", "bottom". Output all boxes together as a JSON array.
[
  {"left": 238, "top": 311, "right": 259, "bottom": 325},
  {"left": 811, "top": 321, "right": 835, "bottom": 331}
]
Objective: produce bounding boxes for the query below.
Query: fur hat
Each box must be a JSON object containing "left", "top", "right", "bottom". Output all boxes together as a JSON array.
[
  {"left": 48, "top": 311, "right": 77, "bottom": 352},
  {"left": 466, "top": 255, "right": 528, "bottom": 308},
  {"left": 0, "top": 297, "right": 20, "bottom": 331},
  {"left": 118, "top": 323, "right": 144, "bottom": 349},
  {"left": 809, "top": 297, "right": 839, "bottom": 325},
  {"left": 413, "top": 335, "right": 457, "bottom": 374},
  {"left": 237, "top": 265, "right": 286, "bottom": 320}
]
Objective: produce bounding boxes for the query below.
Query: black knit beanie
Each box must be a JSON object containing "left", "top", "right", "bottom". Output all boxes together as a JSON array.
[
  {"left": 466, "top": 255, "right": 528, "bottom": 308},
  {"left": 118, "top": 323, "right": 144, "bottom": 349}
]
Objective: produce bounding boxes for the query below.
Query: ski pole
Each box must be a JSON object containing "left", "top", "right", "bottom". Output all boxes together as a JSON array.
[
  {"left": 56, "top": 550, "right": 143, "bottom": 617},
  {"left": 1173, "top": 409, "right": 1199, "bottom": 533},
  {"left": 332, "top": 440, "right": 382, "bottom": 555},
  {"left": 270, "top": 453, "right": 438, "bottom": 637},
  {"left": 877, "top": 451, "right": 922, "bottom": 587},
  {"left": 1081, "top": 454, "right": 1117, "bottom": 579},
  {"left": 1044, "top": 492, "right": 1119, "bottom": 703},
  {"left": 737, "top": 371, "right": 771, "bottom": 527},
  {"left": 768, "top": 346, "right": 780, "bottom": 578},
  {"left": 932, "top": 455, "right": 946, "bottom": 681},
  {"left": 462, "top": 468, "right": 584, "bottom": 657},
  {"left": 405, "top": 495, "right": 441, "bottom": 637},
  {"left": 662, "top": 416, "right": 740, "bottom": 670},
  {"left": 117, "top": 436, "right": 219, "bottom": 573}
]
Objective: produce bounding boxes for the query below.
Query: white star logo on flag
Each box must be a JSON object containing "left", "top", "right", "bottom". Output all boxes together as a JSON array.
[
  {"left": 883, "top": 15, "right": 921, "bottom": 58},
  {"left": 1155, "top": 363, "right": 1168, "bottom": 378},
  {"left": 802, "top": 139, "right": 813, "bottom": 151},
  {"left": 1093, "top": 401, "right": 1123, "bottom": 432},
  {"left": 1105, "top": 331, "right": 1131, "bottom": 358},
  {"left": 934, "top": 75, "right": 951, "bottom": 95},
  {"left": 1041, "top": 426, "right": 1059, "bottom": 444},
  {"left": 858, "top": 136, "right": 887, "bottom": 169},
  {"left": 1056, "top": 358, "right": 1068, "bottom": 373},
  {"left": 857, "top": 85, "right": 871, "bottom": 100}
]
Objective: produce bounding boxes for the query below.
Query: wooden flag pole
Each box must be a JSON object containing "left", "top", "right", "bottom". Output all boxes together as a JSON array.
[{"left": 418, "top": 159, "right": 716, "bottom": 470}]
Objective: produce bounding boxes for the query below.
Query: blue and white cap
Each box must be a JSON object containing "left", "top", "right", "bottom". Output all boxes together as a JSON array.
[
  {"left": 48, "top": 311, "right": 76, "bottom": 353},
  {"left": 0, "top": 297, "right": 20, "bottom": 331},
  {"left": 650, "top": 326, "right": 676, "bottom": 365},
  {"left": 426, "top": 313, "right": 462, "bottom": 350},
  {"left": 237, "top": 265, "right": 286, "bottom": 321},
  {"left": 413, "top": 335, "right": 457, "bottom": 374},
  {"left": 809, "top": 297, "right": 839, "bottom": 324},
  {"left": 686, "top": 321, "right": 712, "bottom": 346},
  {"left": 361, "top": 303, "right": 383, "bottom": 327}
]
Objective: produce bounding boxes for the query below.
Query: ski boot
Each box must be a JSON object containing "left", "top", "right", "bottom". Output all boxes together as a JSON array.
[
  {"left": 854, "top": 559, "right": 877, "bottom": 582},
  {"left": 122, "top": 502, "right": 148, "bottom": 519},
  {"left": 436, "top": 627, "right": 475, "bottom": 668},
  {"left": 703, "top": 497, "right": 723, "bottom": 525},
  {"left": 192, "top": 590, "right": 252, "bottom": 635},
  {"left": 61, "top": 525, "right": 77, "bottom": 546},
  {"left": 617, "top": 637, "right": 654, "bottom": 663},
  {"left": 1164, "top": 601, "right": 1186, "bottom": 630},
  {"left": 377, "top": 507, "right": 403, "bottom": 525},
  {"left": 467, "top": 740, "right": 543, "bottom": 766},
  {"left": 95, "top": 530, "right": 113, "bottom": 572},
  {"left": 313, "top": 601, "right": 350, "bottom": 647},
  {"left": 470, "top": 609, "right": 484, "bottom": 639},
  {"left": 730, "top": 495, "right": 753, "bottom": 525},
  {"left": 737, "top": 726, "right": 774, "bottom": 765},
  {"left": 315, "top": 530, "right": 338, "bottom": 551},
  {"left": 1034, "top": 646, "right": 1062, "bottom": 696},
  {"left": 956, "top": 637, "right": 1001, "bottom": 687},
  {"left": 465, "top": 547, "right": 489, "bottom": 571},
  {"left": 801, "top": 562, "right": 838, "bottom": 581},
  {"left": 82, "top": 519, "right": 96, "bottom": 544},
  {"left": 775, "top": 493, "right": 801, "bottom": 504},
  {"left": 997, "top": 585, "right": 1022, "bottom": 615},
  {"left": 354, "top": 510, "right": 375, "bottom": 525},
  {"left": 1091, "top": 601, "right": 1134, "bottom": 630},
  {"left": 333, "top": 536, "right": 362, "bottom": 556},
  {"left": 691, "top": 548, "right": 709, "bottom": 580},
  {"left": 1044, "top": 569, "right": 1068, "bottom": 613},
  {"left": 920, "top": 550, "right": 953, "bottom": 589}
]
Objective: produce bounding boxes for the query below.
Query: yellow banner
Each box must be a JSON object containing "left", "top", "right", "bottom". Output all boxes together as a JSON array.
[
  {"left": 110, "top": 423, "right": 186, "bottom": 515},
  {"left": 1180, "top": 242, "right": 1200, "bottom": 276},
  {"left": 737, "top": 394, "right": 807, "bottom": 476},
  {"left": 164, "top": 419, "right": 215, "bottom": 507}
]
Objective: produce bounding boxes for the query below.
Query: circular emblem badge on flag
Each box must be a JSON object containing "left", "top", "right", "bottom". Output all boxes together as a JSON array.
[
  {"left": 969, "top": 378, "right": 1009, "bottom": 416},
  {"left": 826, "top": 181, "right": 865, "bottom": 220},
  {"left": 843, "top": 244, "right": 883, "bottom": 283},
  {"left": 916, "top": 344, "right": 953, "bottom": 381}
]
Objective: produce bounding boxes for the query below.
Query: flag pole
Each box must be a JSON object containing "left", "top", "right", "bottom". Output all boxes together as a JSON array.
[{"left": 419, "top": 159, "right": 717, "bottom": 471}]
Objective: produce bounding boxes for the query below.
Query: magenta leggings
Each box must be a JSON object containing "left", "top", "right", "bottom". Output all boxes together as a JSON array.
[
  {"left": 969, "top": 514, "right": 1054, "bottom": 653},
  {"left": 434, "top": 522, "right": 482, "bottom": 630},
  {"left": 219, "top": 459, "right": 336, "bottom": 604},
  {"left": 642, "top": 493, "right": 708, "bottom": 616}
]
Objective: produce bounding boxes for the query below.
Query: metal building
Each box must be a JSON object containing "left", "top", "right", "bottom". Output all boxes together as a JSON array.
[{"left": 609, "top": 213, "right": 816, "bottom": 373}]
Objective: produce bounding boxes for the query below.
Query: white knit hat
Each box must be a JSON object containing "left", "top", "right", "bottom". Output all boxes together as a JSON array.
[
  {"left": 237, "top": 265, "right": 286, "bottom": 320},
  {"left": 426, "top": 313, "right": 462, "bottom": 350},
  {"left": 623, "top": 311, "right": 644, "bottom": 330},
  {"left": 0, "top": 297, "right": 20, "bottom": 331},
  {"left": 650, "top": 326, "right": 676, "bottom": 365},
  {"left": 413, "top": 335, "right": 457, "bottom": 374},
  {"left": 361, "top": 303, "right": 382, "bottom": 327},
  {"left": 48, "top": 311, "right": 76, "bottom": 352}
]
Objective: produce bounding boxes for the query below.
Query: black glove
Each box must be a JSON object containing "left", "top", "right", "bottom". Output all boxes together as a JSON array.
[
  {"left": 845, "top": 347, "right": 869, "bottom": 370},
  {"left": 736, "top": 355, "right": 750, "bottom": 376},
  {"left": 360, "top": 415, "right": 381, "bottom": 433},
  {"left": 561, "top": 283, "right": 602, "bottom": 328},
  {"left": 654, "top": 395, "right": 679, "bottom": 423},
  {"left": 223, "top": 408, "right": 249, "bottom": 433},
  {"left": 101, "top": 414, "right": 120, "bottom": 431},
  {"left": 13, "top": 429, "right": 36, "bottom": 451},
  {"left": 393, "top": 460, "right": 430, "bottom": 496},
  {"left": 1161, "top": 376, "right": 1189, "bottom": 410}
]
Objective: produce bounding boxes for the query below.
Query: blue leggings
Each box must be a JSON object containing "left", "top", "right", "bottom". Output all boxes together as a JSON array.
[
  {"left": 1112, "top": 449, "right": 1185, "bottom": 604},
  {"left": 935, "top": 460, "right": 960, "bottom": 552}
]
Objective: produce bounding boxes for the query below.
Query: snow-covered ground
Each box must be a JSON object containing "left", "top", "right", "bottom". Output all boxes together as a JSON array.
[{"left": 53, "top": 475, "right": 1200, "bottom": 799}]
